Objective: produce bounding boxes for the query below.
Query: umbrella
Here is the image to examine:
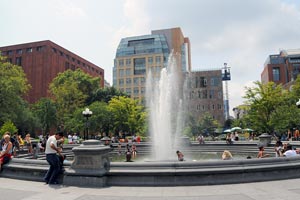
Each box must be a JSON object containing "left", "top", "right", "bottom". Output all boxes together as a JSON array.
[
  {"left": 231, "top": 127, "right": 242, "bottom": 132},
  {"left": 223, "top": 129, "right": 232, "bottom": 133},
  {"left": 243, "top": 128, "right": 254, "bottom": 132}
]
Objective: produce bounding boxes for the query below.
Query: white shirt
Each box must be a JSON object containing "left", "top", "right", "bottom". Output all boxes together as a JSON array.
[
  {"left": 68, "top": 135, "right": 73, "bottom": 143},
  {"left": 45, "top": 135, "right": 57, "bottom": 154},
  {"left": 284, "top": 150, "right": 298, "bottom": 157}
]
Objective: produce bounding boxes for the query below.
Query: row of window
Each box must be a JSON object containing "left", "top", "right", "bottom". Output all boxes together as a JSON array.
[
  {"left": 52, "top": 47, "right": 102, "bottom": 75},
  {"left": 195, "top": 104, "right": 223, "bottom": 111},
  {"left": 1, "top": 46, "right": 43, "bottom": 56},
  {"left": 118, "top": 77, "right": 145, "bottom": 86},
  {"left": 119, "top": 87, "right": 145, "bottom": 95},
  {"left": 188, "top": 90, "right": 222, "bottom": 100},
  {"left": 188, "top": 76, "right": 221, "bottom": 88},
  {"left": 118, "top": 56, "right": 162, "bottom": 67}
]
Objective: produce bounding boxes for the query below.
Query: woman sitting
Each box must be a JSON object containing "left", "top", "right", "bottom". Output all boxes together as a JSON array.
[
  {"left": 222, "top": 150, "right": 233, "bottom": 160},
  {"left": 176, "top": 150, "right": 184, "bottom": 161},
  {"left": 0, "top": 133, "right": 13, "bottom": 171}
]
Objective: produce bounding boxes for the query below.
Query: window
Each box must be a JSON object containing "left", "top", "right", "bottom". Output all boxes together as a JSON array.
[
  {"left": 126, "top": 59, "right": 131, "bottom": 66},
  {"left": 273, "top": 67, "right": 280, "bottom": 81},
  {"left": 155, "top": 56, "right": 161, "bottom": 64},
  {"left": 202, "top": 90, "right": 207, "bottom": 99},
  {"left": 26, "top": 48, "right": 33, "bottom": 53},
  {"left": 72, "top": 57, "right": 75, "bottom": 62},
  {"left": 200, "top": 77, "right": 207, "bottom": 87},
  {"left": 119, "top": 79, "right": 124, "bottom": 86},
  {"left": 60, "top": 51, "right": 64, "bottom": 56},
  {"left": 126, "top": 78, "right": 132, "bottom": 85},
  {"left": 7, "top": 50, "right": 13, "bottom": 55},
  {"left": 126, "top": 88, "right": 131, "bottom": 95},
  {"left": 66, "top": 55, "right": 70, "bottom": 60},
  {"left": 16, "top": 49, "right": 22, "bottom": 54},
  {"left": 126, "top": 69, "right": 131, "bottom": 76},
  {"left": 71, "top": 64, "right": 75, "bottom": 70},
  {"left": 141, "top": 87, "right": 145, "bottom": 94},
  {"left": 119, "top": 59, "right": 124, "bottom": 67},
  {"left": 65, "top": 62, "right": 70, "bottom": 70},
  {"left": 148, "top": 57, "right": 153, "bottom": 64},
  {"left": 134, "top": 78, "right": 139, "bottom": 85},
  {"left": 36, "top": 46, "right": 43, "bottom": 52},
  {"left": 134, "top": 58, "right": 146, "bottom": 75},
  {"left": 209, "top": 90, "right": 214, "bottom": 99},
  {"left": 134, "top": 87, "right": 139, "bottom": 95},
  {"left": 119, "top": 69, "right": 124, "bottom": 77},
  {"left": 16, "top": 57, "right": 22, "bottom": 66},
  {"left": 7, "top": 58, "right": 12, "bottom": 63}
]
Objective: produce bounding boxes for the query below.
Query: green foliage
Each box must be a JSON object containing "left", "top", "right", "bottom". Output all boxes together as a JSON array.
[
  {"left": 0, "top": 55, "right": 31, "bottom": 124},
  {"left": 49, "top": 69, "right": 100, "bottom": 123},
  {"left": 87, "top": 86, "right": 129, "bottom": 104},
  {"left": 184, "top": 112, "right": 220, "bottom": 137},
  {"left": 32, "top": 98, "right": 57, "bottom": 134},
  {"left": 243, "top": 81, "right": 284, "bottom": 133},
  {"left": 64, "top": 101, "right": 113, "bottom": 136},
  {"left": 0, "top": 121, "right": 18, "bottom": 137},
  {"left": 108, "top": 96, "right": 146, "bottom": 136}
]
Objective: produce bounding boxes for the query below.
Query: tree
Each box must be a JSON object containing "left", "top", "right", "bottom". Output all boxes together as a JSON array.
[
  {"left": 108, "top": 96, "right": 146, "bottom": 136},
  {"left": 0, "top": 55, "right": 31, "bottom": 125},
  {"left": 49, "top": 69, "right": 100, "bottom": 124},
  {"left": 87, "top": 86, "right": 129, "bottom": 104},
  {"left": 243, "top": 81, "right": 284, "bottom": 133},
  {"left": 0, "top": 121, "right": 18, "bottom": 138},
  {"left": 32, "top": 98, "right": 57, "bottom": 135},
  {"left": 198, "top": 112, "right": 220, "bottom": 137}
]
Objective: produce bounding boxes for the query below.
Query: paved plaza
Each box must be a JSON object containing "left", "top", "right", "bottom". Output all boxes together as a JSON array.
[{"left": 1, "top": 177, "right": 300, "bottom": 200}]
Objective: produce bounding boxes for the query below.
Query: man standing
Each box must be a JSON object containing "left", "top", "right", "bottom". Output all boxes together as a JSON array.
[{"left": 44, "top": 131, "right": 64, "bottom": 184}]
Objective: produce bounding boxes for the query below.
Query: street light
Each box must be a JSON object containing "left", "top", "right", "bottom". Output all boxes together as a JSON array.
[
  {"left": 82, "top": 108, "right": 93, "bottom": 140},
  {"left": 297, "top": 99, "right": 300, "bottom": 108}
]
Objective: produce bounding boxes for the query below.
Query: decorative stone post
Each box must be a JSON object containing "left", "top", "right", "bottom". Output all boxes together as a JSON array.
[
  {"left": 258, "top": 133, "right": 272, "bottom": 147},
  {"left": 63, "top": 140, "right": 112, "bottom": 187}
]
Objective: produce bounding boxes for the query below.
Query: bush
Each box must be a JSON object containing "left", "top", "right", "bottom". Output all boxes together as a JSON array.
[{"left": 0, "top": 121, "right": 18, "bottom": 138}]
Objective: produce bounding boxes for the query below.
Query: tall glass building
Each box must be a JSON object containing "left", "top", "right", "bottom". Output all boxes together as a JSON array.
[{"left": 113, "top": 27, "right": 191, "bottom": 102}]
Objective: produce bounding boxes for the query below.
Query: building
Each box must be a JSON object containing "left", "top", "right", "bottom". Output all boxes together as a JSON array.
[
  {"left": 0, "top": 40, "right": 104, "bottom": 103},
  {"left": 186, "top": 69, "right": 225, "bottom": 125},
  {"left": 113, "top": 27, "right": 191, "bottom": 102},
  {"left": 261, "top": 49, "right": 300, "bottom": 87}
]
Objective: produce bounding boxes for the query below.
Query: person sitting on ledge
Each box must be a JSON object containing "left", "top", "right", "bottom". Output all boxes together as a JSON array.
[
  {"left": 257, "top": 146, "right": 270, "bottom": 158},
  {"left": 222, "top": 150, "right": 233, "bottom": 160},
  {"left": 0, "top": 133, "right": 13, "bottom": 171},
  {"left": 176, "top": 150, "right": 184, "bottom": 161},
  {"left": 283, "top": 144, "right": 299, "bottom": 157}
]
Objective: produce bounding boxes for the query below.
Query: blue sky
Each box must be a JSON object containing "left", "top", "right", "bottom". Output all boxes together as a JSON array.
[{"left": 1, "top": 0, "right": 300, "bottom": 115}]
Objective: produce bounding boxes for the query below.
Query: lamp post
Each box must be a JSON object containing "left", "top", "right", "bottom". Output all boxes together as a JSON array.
[
  {"left": 297, "top": 99, "right": 300, "bottom": 108},
  {"left": 82, "top": 108, "right": 93, "bottom": 140}
]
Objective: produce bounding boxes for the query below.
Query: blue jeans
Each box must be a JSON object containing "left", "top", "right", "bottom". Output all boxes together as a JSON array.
[{"left": 44, "top": 153, "right": 60, "bottom": 183}]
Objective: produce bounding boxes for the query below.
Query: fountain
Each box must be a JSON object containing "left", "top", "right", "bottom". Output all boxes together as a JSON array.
[{"left": 146, "top": 54, "right": 186, "bottom": 160}]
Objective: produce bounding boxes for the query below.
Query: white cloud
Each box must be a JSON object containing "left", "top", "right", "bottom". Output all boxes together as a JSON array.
[{"left": 54, "top": 0, "right": 87, "bottom": 17}]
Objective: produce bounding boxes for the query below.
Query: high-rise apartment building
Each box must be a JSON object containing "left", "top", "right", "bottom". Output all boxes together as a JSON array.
[
  {"left": 186, "top": 70, "right": 225, "bottom": 125},
  {"left": 113, "top": 27, "right": 191, "bottom": 102},
  {"left": 0, "top": 40, "right": 104, "bottom": 103},
  {"left": 261, "top": 49, "right": 300, "bottom": 87}
]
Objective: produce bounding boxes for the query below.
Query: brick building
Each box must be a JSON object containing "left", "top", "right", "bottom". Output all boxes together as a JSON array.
[
  {"left": 261, "top": 49, "right": 300, "bottom": 87},
  {"left": 186, "top": 69, "right": 225, "bottom": 125},
  {"left": 0, "top": 40, "right": 104, "bottom": 103}
]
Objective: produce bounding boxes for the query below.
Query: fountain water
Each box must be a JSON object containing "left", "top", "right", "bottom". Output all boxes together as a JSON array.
[{"left": 146, "top": 54, "right": 186, "bottom": 160}]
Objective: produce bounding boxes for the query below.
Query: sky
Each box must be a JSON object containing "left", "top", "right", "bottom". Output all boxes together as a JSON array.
[{"left": 1, "top": 0, "right": 300, "bottom": 116}]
